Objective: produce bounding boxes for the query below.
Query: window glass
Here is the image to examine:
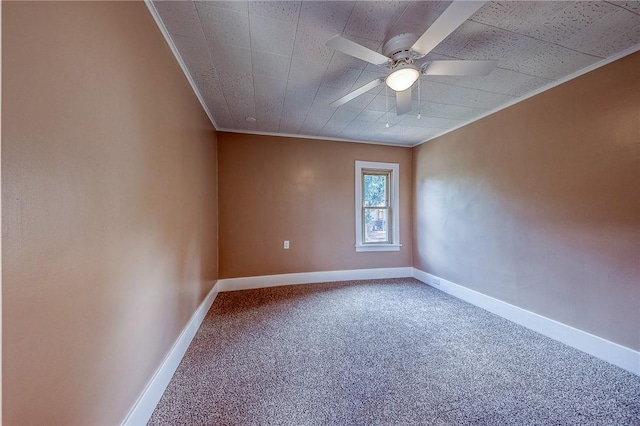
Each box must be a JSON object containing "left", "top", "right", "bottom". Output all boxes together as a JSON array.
[
  {"left": 364, "top": 207, "right": 389, "bottom": 243},
  {"left": 363, "top": 174, "right": 387, "bottom": 207},
  {"left": 355, "top": 161, "right": 400, "bottom": 252},
  {"left": 363, "top": 171, "right": 390, "bottom": 243}
]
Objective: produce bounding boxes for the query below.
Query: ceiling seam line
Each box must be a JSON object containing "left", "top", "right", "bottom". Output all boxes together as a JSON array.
[
  {"left": 313, "top": 0, "right": 360, "bottom": 138},
  {"left": 247, "top": 4, "right": 258, "bottom": 130},
  {"left": 277, "top": 1, "right": 303, "bottom": 133},
  {"left": 193, "top": 3, "right": 234, "bottom": 128},
  {"left": 603, "top": 1, "right": 640, "bottom": 17},
  {"left": 422, "top": 78, "right": 520, "bottom": 97},
  {"left": 468, "top": 19, "right": 606, "bottom": 60},
  {"left": 492, "top": 66, "right": 555, "bottom": 81},
  {"left": 423, "top": 100, "right": 488, "bottom": 111}
]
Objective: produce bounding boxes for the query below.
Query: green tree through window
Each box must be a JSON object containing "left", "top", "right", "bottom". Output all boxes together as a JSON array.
[{"left": 364, "top": 174, "right": 387, "bottom": 207}]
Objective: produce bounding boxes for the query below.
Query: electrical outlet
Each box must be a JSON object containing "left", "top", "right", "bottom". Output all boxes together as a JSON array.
[
  {"left": 284, "top": 240, "right": 290, "bottom": 250},
  {"left": 433, "top": 278, "right": 440, "bottom": 286}
]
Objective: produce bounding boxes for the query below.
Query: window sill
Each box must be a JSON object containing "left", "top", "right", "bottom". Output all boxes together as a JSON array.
[{"left": 355, "top": 243, "right": 402, "bottom": 252}]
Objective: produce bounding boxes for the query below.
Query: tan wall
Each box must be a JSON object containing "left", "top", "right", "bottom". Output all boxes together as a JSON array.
[
  {"left": 2, "top": 2, "right": 218, "bottom": 424},
  {"left": 413, "top": 52, "right": 640, "bottom": 351},
  {"left": 218, "top": 133, "right": 412, "bottom": 278}
]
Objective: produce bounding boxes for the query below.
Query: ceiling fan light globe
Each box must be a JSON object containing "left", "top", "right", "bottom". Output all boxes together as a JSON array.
[{"left": 386, "top": 66, "right": 419, "bottom": 92}]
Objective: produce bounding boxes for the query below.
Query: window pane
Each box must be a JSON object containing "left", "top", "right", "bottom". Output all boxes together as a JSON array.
[
  {"left": 364, "top": 208, "right": 389, "bottom": 243},
  {"left": 364, "top": 174, "right": 387, "bottom": 207}
]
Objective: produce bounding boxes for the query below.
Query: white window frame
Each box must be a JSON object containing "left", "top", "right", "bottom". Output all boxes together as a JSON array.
[{"left": 355, "top": 160, "right": 401, "bottom": 252}]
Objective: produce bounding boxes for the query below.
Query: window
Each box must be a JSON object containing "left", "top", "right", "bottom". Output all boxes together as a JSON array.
[{"left": 355, "top": 161, "right": 401, "bottom": 252}]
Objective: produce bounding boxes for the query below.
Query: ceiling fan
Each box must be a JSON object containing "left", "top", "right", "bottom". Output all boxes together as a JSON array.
[{"left": 325, "top": 1, "right": 497, "bottom": 115}]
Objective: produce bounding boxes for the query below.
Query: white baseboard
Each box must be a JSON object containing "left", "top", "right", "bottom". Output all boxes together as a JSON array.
[
  {"left": 122, "top": 267, "right": 638, "bottom": 426},
  {"left": 121, "top": 268, "right": 413, "bottom": 424},
  {"left": 412, "top": 268, "right": 640, "bottom": 376},
  {"left": 122, "top": 281, "right": 220, "bottom": 426},
  {"left": 216, "top": 267, "right": 414, "bottom": 292}
]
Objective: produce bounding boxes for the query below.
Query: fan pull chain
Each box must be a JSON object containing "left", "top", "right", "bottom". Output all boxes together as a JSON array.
[
  {"left": 418, "top": 76, "right": 421, "bottom": 119},
  {"left": 385, "top": 85, "right": 390, "bottom": 128}
]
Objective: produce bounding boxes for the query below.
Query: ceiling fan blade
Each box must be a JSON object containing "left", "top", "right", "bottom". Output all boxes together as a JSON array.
[
  {"left": 329, "top": 78, "right": 385, "bottom": 108},
  {"left": 326, "top": 35, "right": 389, "bottom": 66},
  {"left": 411, "top": 1, "right": 487, "bottom": 56},
  {"left": 424, "top": 60, "right": 497, "bottom": 76},
  {"left": 396, "top": 88, "right": 412, "bottom": 116}
]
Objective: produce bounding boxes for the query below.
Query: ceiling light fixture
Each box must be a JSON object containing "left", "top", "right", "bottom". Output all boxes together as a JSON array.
[
  {"left": 385, "top": 63, "right": 419, "bottom": 92},
  {"left": 245, "top": 117, "right": 256, "bottom": 122}
]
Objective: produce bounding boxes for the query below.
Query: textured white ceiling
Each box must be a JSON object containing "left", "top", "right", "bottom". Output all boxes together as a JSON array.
[{"left": 151, "top": 1, "right": 640, "bottom": 146}]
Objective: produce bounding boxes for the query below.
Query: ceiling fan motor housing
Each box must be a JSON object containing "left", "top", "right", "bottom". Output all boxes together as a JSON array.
[{"left": 383, "top": 33, "right": 419, "bottom": 63}]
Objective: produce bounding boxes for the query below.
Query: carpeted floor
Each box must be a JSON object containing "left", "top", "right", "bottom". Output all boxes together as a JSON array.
[{"left": 148, "top": 278, "right": 640, "bottom": 425}]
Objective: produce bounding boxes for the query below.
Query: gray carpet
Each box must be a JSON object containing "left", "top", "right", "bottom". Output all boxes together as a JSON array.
[{"left": 148, "top": 278, "right": 640, "bottom": 425}]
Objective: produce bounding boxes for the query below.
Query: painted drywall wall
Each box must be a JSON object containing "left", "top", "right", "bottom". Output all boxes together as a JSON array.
[
  {"left": 413, "top": 52, "right": 640, "bottom": 351},
  {"left": 2, "top": 2, "right": 218, "bottom": 424},
  {"left": 218, "top": 133, "right": 412, "bottom": 278}
]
